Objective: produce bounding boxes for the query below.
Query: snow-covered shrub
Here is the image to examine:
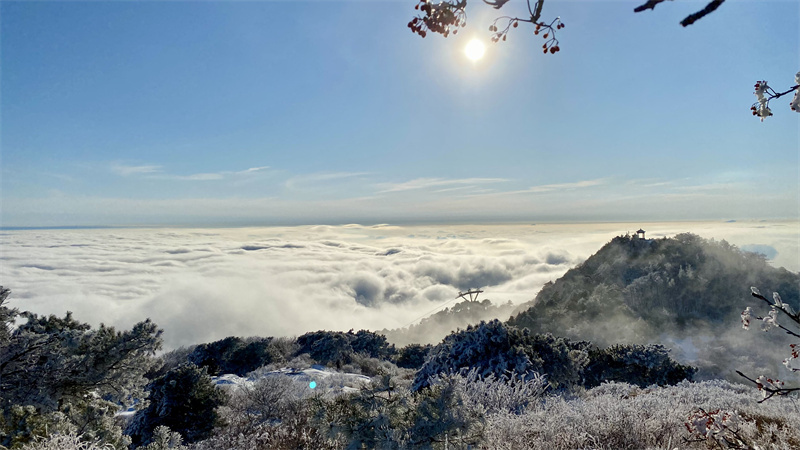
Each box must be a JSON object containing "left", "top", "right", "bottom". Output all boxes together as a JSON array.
[
  {"left": 478, "top": 380, "right": 800, "bottom": 449},
  {"left": 18, "top": 431, "right": 114, "bottom": 450},
  {"left": 415, "top": 320, "right": 695, "bottom": 393},
  {"left": 345, "top": 354, "right": 404, "bottom": 377},
  {"left": 190, "top": 375, "right": 334, "bottom": 450},
  {"left": 413, "top": 320, "right": 555, "bottom": 391},
  {"left": 0, "top": 406, "right": 76, "bottom": 450},
  {"left": 142, "top": 426, "right": 187, "bottom": 450},
  {"left": 448, "top": 368, "right": 548, "bottom": 415},
  {"left": 231, "top": 374, "right": 310, "bottom": 424},
  {"left": 320, "top": 374, "right": 414, "bottom": 448},
  {"left": 189, "top": 411, "right": 338, "bottom": 450},
  {"left": 408, "top": 373, "right": 485, "bottom": 448}
]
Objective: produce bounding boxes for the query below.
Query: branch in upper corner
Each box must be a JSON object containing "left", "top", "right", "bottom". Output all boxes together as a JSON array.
[
  {"left": 633, "top": 0, "right": 672, "bottom": 14},
  {"left": 633, "top": 0, "right": 726, "bottom": 27},
  {"left": 482, "top": 0, "right": 510, "bottom": 10},
  {"left": 680, "top": 0, "right": 725, "bottom": 27}
]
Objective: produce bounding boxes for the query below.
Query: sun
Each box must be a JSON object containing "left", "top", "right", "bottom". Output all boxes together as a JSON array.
[{"left": 464, "top": 39, "right": 486, "bottom": 61}]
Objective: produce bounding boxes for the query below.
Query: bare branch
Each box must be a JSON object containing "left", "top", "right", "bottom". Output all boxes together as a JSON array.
[
  {"left": 489, "top": 14, "right": 564, "bottom": 54},
  {"left": 680, "top": 0, "right": 726, "bottom": 27},
  {"left": 633, "top": 0, "right": 672, "bottom": 14},
  {"left": 482, "top": 0, "right": 510, "bottom": 10},
  {"left": 634, "top": 0, "right": 726, "bottom": 27}
]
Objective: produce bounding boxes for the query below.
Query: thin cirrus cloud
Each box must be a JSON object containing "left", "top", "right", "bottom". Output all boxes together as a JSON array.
[
  {"left": 111, "top": 164, "right": 163, "bottom": 176},
  {"left": 111, "top": 164, "right": 271, "bottom": 181},
  {"left": 284, "top": 172, "right": 371, "bottom": 190},
  {"left": 376, "top": 177, "right": 509, "bottom": 194},
  {"left": 524, "top": 178, "right": 609, "bottom": 193},
  {"left": 463, "top": 178, "right": 610, "bottom": 198}
]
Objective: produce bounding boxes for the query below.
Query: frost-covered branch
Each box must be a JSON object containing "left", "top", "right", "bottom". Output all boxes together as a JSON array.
[
  {"left": 736, "top": 371, "right": 800, "bottom": 403},
  {"left": 738, "top": 287, "right": 800, "bottom": 403},
  {"left": 750, "top": 73, "right": 800, "bottom": 121}
]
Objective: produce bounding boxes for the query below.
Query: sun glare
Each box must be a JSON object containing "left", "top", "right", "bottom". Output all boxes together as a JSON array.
[{"left": 464, "top": 39, "right": 486, "bottom": 61}]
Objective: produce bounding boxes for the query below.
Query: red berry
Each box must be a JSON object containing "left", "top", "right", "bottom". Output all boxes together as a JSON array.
[
  {"left": 534, "top": 30, "right": 539, "bottom": 35},
  {"left": 502, "top": 35, "right": 506, "bottom": 41},
  {"left": 543, "top": 33, "right": 548, "bottom": 38},
  {"left": 513, "top": 21, "right": 518, "bottom": 28}
]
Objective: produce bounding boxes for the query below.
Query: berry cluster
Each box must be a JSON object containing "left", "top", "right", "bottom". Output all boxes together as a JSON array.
[
  {"left": 534, "top": 18, "right": 563, "bottom": 54},
  {"left": 488, "top": 16, "right": 564, "bottom": 54},
  {"left": 408, "top": 0, "right": 467, "bottom": 39},
  {"left": 783, "top": 344, "right": 799, "bottom": 372}
]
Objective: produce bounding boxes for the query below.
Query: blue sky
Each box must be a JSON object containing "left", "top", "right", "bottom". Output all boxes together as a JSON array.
[{"left": 2, "top": 0, "right": 798, "bottom": 227}]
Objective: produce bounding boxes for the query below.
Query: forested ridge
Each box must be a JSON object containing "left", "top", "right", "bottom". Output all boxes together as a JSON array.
[{"left": 509, "top": 233, "right": 800, "bottom": 379}]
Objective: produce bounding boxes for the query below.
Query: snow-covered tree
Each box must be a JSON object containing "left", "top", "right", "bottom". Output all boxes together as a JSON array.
[{"left": 0, "top": 287, "right": 161, "bottom": 449}]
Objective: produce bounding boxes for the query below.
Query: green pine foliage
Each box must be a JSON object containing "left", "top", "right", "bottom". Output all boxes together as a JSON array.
[
  {"left": 394, "top": 344, "right": 432, "bottom": 369},
  {"left": 187, "top": 337, "right": 280, "bottom": 377},
  {"left": 126, "top": 363, "right": 227, "bottom": 447},
  {"left": 296, "top": 330, "right": 396, "bottom": 368}
]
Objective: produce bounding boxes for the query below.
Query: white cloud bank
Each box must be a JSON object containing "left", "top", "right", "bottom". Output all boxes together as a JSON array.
[{"left": 1, "top": 222, "right": 796, "bottom": 349}]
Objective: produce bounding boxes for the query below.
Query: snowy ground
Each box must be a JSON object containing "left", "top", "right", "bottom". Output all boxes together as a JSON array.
[{"left": 213, "top": 365, "right": 371, "bottom": 395}]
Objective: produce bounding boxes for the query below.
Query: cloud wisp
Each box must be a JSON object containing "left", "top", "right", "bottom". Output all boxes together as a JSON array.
[
  {"left": 377, "top": 177, "right": 509, "bottom": 193},
  {"left": 111, "top": 164, "right": 163, "bottom": 176},
  {"left": 111, "top": 163, "right": 271, "bottom": 182}
]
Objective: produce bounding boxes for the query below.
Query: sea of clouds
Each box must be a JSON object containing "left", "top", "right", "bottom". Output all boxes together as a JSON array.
[{"left": 1, "top": 221, "right": 796, "bottom": 349}]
